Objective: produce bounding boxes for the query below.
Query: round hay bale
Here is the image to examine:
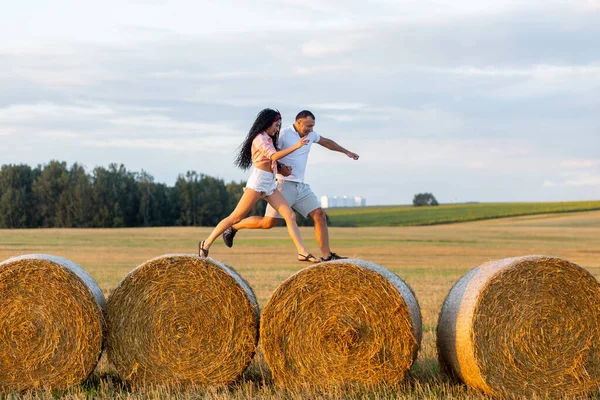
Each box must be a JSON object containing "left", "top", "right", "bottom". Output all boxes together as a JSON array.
[
  {"left": 437, "top": 255, "right": 600, "bottom": 398},
  {"left": 260, "top": 259, "right": 422, "bottom": 388},
  {"left": 106, "top": 254, "right": 259, "bottom": 385},
  {"left": 0, "top": 254, "right": 105, "bottom": 391}
]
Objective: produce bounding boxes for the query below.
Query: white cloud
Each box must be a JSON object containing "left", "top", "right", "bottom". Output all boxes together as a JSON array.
[
  {"left": 446, "top": 64, "right": 600, "bottom": 79},
  {"left": 376, "top": 106, "right": 465, "bottom": 136},
  {"left": 0, "top": 102, "right": 241, "bottom": 153},
  {"left": 301, "top": 33, "right": 373, "bottom": 57},
  {"left": 311, "top": 103, "right": 367, "bottom": 110},
  {"left": 0, "top": 103, "right": 116, "bottom": 123},
  {"left": 293, "top": 65, "right": 352, "bottom": 75},
  {"left": 81, "top": 137, "right": 238, "bottom": 153},
  {"left": 544, "top": 172, "right": 600, "bottom": 187},
  {"left": 1, "top": 0, "right": 596, "bottom": 50},
  {"left": 378, "top": 0, "right": 597, "bottom": 19},
  {"left": 322, "top": 114, "right": 391, "bottom": 122},
  {"left": 38, "top": 130, "right": 82, "bottom": 139},
  {"left": 0, "top": 102, "right": 236, "bottom": 135},
  {"left": 0, "top": 47, "right": 117, "bottom": 87},
  {"left": 275, "top": 0, "right": 337, "bottom": 13},
  {"left": 279, "top": 0, "right": 596, "bottom": 24},
  {"left": 109, "top": 115, "right": 236, "bottom": 135},
  {"left": 148, "top": 70, "right": 257, "bottom": 80},
  {"left": 560, "top": 159, "right": 599, "bottom": 168},
  {"left": 489, "top": 147, "right": 530, "bottom": 156},
  {"left": 565, "top": 174, "right": 600, "bottom": 186},
  {"left": 467, "top": 161, "right": 485, "bottom": 169},
  {"left": 487, "top": 67, "right": 600, "bottom": 99}
]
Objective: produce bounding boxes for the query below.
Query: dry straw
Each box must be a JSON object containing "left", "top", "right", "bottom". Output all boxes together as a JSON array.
[
  {"left": 260, "top": 259, "right": 422, "bottom": 388},
  {"left": 437, "top": 255, "right": 600, "bottom": 398},
  {"left": 0, "top": 254, "right": 105, "bottom": 392},
  {"left": 106, "top": 254, "right": 259, "bottom": 386}
]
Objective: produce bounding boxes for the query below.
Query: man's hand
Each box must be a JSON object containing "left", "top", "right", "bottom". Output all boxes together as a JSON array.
[
  {"left": 278, "top": 163, "right": 292, "bottom": 176},
  {"left": 346, "top": 151, "right": 359, "bottom": 160}
]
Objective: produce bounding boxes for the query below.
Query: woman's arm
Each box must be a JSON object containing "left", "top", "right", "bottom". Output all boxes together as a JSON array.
[
  {"left": 270, "top": 138, "right": 309, "bottom": 161},
  {"left": 276, "top": 162, "right": 292, "bottom": 176}
]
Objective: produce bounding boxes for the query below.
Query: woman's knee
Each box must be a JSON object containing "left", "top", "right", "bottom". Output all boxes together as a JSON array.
[
  {"left": 228, "top": 214, "right": 243, "bottom": 225},
  {"left": 282, "top": 211, "right": 297, "bottom": 224}
]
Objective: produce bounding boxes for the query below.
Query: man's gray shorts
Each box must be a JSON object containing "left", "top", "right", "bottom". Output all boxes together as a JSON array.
[{"left": 265, "top": 180, "right": 321, "bottom": 219}]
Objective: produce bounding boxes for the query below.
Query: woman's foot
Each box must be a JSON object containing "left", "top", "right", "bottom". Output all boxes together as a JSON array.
[
  {"left": 297, "top": 253, "right": 320, "bottom": 263},
  {"left": 198, "top": 240, "right": 209, "bottom": 258}
]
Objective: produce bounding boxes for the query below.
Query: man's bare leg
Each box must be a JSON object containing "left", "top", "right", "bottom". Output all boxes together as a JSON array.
[
  {"left": 309, "top": 208, "right": 331, "bottom": 258},
  {"left": 222, "top": 215, "right": 280, "bottom": 248},
  {"left": 232, "top": 216, "right": 280, "bottom": 230}
]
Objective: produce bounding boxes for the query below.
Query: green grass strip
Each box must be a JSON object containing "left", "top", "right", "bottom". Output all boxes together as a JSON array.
[{"left": 325, "top": 201, "right": 600, "bottom": 227}]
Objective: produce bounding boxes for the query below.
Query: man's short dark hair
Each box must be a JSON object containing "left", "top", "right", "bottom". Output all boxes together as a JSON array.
[{"left": 295, "top": 110, "right": 315, "bottom": 121}]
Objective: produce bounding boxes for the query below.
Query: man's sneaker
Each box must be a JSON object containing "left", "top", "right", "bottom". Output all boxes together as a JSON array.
[
  {"left": 320, "top": 252, "right": 348, "bottom": 262},
  {"left": 222, "top": 227, "right": 238, "bottom": 248}
]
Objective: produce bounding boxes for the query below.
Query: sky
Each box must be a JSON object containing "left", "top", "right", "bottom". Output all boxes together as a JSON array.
[{"left": 1, "top": 0, "right": 599, "bottom": 205}]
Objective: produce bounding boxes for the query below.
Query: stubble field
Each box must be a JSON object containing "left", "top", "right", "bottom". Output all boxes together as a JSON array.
[{"left": 1, "top": 210, "right": 600, "bottom": 399}]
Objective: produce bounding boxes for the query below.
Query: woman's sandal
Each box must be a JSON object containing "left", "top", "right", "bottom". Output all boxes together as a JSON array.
[
  {"left": 298, "top": 253, "right": 319, "bottom": 263},
  {"left": 198, "top": 240, "right": 209, "bottom": 258}
]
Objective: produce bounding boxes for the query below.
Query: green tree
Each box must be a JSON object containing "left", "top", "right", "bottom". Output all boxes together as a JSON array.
[
  {"left": 91, "top": 164, "right": 139, "bottom": 227},
  {"left": 172, "top": 171, "right": 229, "bottom": 226},
  {"left": 196, "top": 175, "right": 228, "bottom": 226},
  {"left": 413, "top": 192, "right": 439, "bottom": 207},
  {"left": 173, "top": 171, "right": 198, "bottom": 226},
  {"left": 0, "top": 164, "right": 40, "bottom": 228},
  {"left": 136, "top": 171, "right": 173, "bottom": 226},
  {"left": 60, "top": 163, "right": 94, "bottom": 227},
  {"left": 32, "top": 160, "right": 70, "bottom": 227}
]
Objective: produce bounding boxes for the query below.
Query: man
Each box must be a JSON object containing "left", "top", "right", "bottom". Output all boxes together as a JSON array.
[{"left": 223, "top": 110, "right": 360, "bottom": 262}]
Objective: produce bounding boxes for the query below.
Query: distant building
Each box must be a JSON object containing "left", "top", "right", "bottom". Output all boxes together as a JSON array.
[{"left": 320, "top": 195, "right": 367, "bottom": 209}]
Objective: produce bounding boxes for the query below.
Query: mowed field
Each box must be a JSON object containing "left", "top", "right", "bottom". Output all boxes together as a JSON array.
[{"left": 1, "top": 210, "right": 600, "bottom": 399}]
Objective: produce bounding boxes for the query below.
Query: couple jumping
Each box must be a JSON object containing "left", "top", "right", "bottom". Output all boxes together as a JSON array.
[{"left": 198, "top": 108, "right": 359, "bottom": 263}]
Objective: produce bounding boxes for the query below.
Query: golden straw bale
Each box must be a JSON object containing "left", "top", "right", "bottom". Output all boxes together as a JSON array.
[
  {"left": 0, "top": 254, "right": 105, "bottom": 392},
  {"left": 106, "top": 254, "right": 259, "bottom": 386},
  {"left": 437, "top": 255, "right": 600, "bottom": 398},
  {"left": 260, "top": 259, "right": 422, "bottom": 388}
]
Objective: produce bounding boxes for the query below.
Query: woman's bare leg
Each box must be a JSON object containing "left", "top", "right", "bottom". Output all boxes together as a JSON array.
[
  {"left": 265, "top": 190, "right": 310, "bottom": 256},
  {"left": 202, "top": 189, "right": 262, "bottom": 250}
]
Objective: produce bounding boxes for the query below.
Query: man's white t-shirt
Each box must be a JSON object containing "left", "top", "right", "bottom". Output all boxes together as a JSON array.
[{"left": 277, "top": 125, "right": 321, "bottom": 183}]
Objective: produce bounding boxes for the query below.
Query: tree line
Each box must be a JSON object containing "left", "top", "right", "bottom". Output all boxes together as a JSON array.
[{"left": 0, "top": 161, "right": 276, "bottom": 229}]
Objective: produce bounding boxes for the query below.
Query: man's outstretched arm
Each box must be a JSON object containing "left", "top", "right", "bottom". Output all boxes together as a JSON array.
[{"left": 317, "top": 136, "right": 359, "bottom": 160}]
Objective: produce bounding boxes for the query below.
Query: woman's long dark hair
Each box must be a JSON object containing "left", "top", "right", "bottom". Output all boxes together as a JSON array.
[{"left": 234, "top": 108, "right": 281, "bottom": 170}]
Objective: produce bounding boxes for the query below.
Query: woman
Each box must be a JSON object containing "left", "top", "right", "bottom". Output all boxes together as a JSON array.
[{"left": 198, "top": 109, "right": 319, "bottom": 263}]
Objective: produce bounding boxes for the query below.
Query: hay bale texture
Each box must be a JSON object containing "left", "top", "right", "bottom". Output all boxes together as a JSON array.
[
  {"left": 437, "top": 255, "right": 600, "bottom": 398},
  {"left": 0, "top": 254, "right": 105, "bottom": 391},
  {"left": 260, "top": 259, "right": 422, "bottom": 388},
  {"left": 106, "top": 254, "right": 259, "bottom": 385}
]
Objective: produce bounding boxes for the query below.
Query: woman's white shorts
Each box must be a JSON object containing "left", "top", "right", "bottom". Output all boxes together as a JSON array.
[{"left": 245, "top": 167, "right": 277, "bottom": 197}]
